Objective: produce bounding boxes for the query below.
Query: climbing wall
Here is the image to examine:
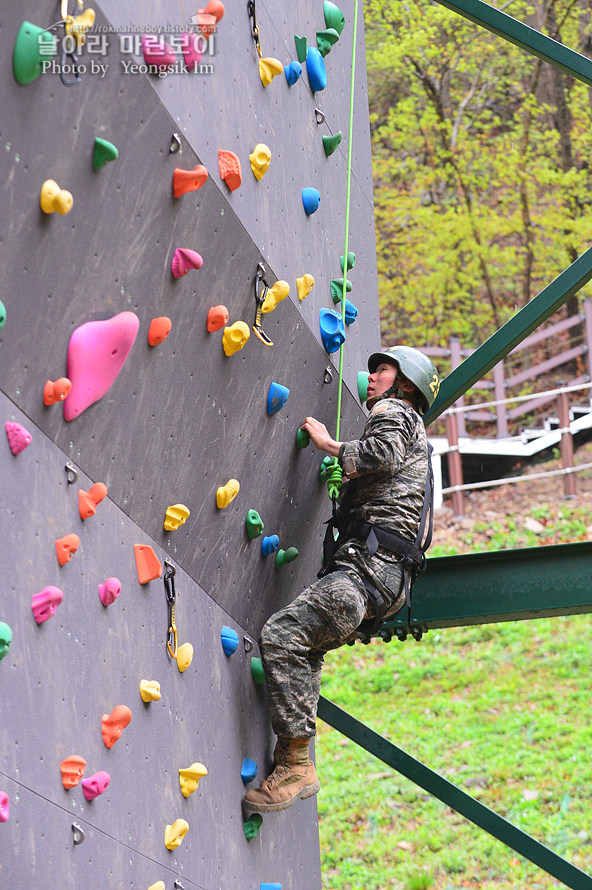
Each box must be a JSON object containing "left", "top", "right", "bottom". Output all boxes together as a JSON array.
[{"left": 0, "top": 1, "right": 379, "bottom": 888}]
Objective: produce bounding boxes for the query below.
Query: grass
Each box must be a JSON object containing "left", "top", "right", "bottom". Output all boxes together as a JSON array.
[{"left": 316, "top": 501, "right": 592, "bottom": 889}]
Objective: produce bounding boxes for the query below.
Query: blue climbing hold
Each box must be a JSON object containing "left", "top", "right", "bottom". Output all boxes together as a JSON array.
[
  {"left": 262, "top": 535, "right": 280, "bottom": 556},
  {"left": 319, "top": 308, "right": 345, "bottom": 354},
  {"left": 306, "top": 46, "right": 327, "bottom": 92},
  {"left": 344, "top": 299, "right": 358, "bottom": 325},
  {"left": 284, "top": 60, "right": 302, "bottom": 86},
  {"left": 241, "top": 757, "right": 258, "bottom": 784},
  {"left": 302, "top": 187, "right": 321, "bottom": 215},
  {"left": 221, "top": 625, "right": 239, "bottom": 656},
  {"left": 267, "top": 382, "right": 290, "bottom": 415},
  {"left": 260, "top": 884, "right": 282, "bottom": 890}
]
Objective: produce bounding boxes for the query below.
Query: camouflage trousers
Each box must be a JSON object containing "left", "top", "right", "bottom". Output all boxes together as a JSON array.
[{"left": 259, "top": 562, "right": 403, "bottom": 739}]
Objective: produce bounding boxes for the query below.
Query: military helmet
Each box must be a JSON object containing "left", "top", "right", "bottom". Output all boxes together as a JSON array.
[{"left": 367, "top": 345, "right": 440, "bottom": 414}]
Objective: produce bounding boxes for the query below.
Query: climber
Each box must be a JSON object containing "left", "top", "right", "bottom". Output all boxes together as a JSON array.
[{"left": 243, "top": 346, "right": 440, "bottom": 814}]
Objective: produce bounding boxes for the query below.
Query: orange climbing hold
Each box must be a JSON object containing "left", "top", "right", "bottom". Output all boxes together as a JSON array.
[
  {"left": 101, "top": 704, "right": 132, "bottom": 748},
  {"left": 148, "top": 317, "right": 172, "bottom": 346},
  {"left": 55, "top": 533, "right": 80, "bottom": 566},
  {"left": 60, "top": 755, "right": 86, "bottom": 789},
  {"left": 218, "top": 150, "right": 242, "bottom": 191},
  {"left": 134, "top": 544, "right": 162, "bottom": 584},
  {"left": 43, "top": 377, "right": 72, "bottom": 406},
  {"left": 173, "top": 165, "right": 208, "bottom": 198},
  {"left": 197, "top": 0, "right": 225, "bottom": 35},
  {"left": 79, "top": 482, "right": 108, "bottom": 520},
  {"left": 207, "top": 305, "right": 229, "bottom": 332}
]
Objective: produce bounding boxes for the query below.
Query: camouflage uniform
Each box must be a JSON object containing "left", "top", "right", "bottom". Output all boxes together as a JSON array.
[{"left": 260, "top": 398, "right": 429, "bottom": 740}]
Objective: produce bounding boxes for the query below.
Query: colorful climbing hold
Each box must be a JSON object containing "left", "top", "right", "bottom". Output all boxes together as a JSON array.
[
  {"left": 13, "top": 21, "right": 56, "bottom": 84},
  {"left": 148, "top": 883, "right": 166, "bottom": 890},
  {"left": 218, "top": 149, "right": 242, "bottom": 191},
  {"left": 306, "top": 47, "right": 327, "bottom": 92},
  {"left": 320, "top": 308, "right": 346, "bottom": 353},
  {"left": 0, "top": 792, "right": 9, "bottom": 823},
  {"left": 267, "top": 382, "right": 290, "bottom": 415},
  {"left": 101, "top": 705, "right": 132, "bottom": 749},
  {"left": 249, "top": 144, "right": 271, "bottom": 181},
  {"left": 246, "top": 509, "right": 264, "bottom": 539},
  {"left": 340, "top": 251, "right": 356, "bottom": 272},
  {"left": 44, "top": 377, "right": 72, "bottom": 406},
  {"left": 179, "top": 763, "right": 208, "bottom": 798},
  {"left": 260, "top": 884, "right": 282, "bottom": 890},
  {"left": 180, "top": 31, "right": 203, "bottom": 71},
  {"left": 98, "top": 577, "right": 122, "bottom": 607},
  {"left": 81, "top": 771, "right": 111, "bottom": 801},
  {"left": 251, "top": 656, "right": 266, "bottom": 684},
  {"left": 0, "top": 623, "right": 12, "bottom": 662},
  {"left": 164, "top": 504, "right": 190, "bottom": 531},
  {"left": 222, "top": 321, "right": 250, "bottom": 356},
  {"left": 296, "top": 428, "right": 310, "bottom": 449},
  {"left": 322, "top": 132, "right": 343, "bottom": 157},
  {"left": 40, "top": 180, "right": 73, "bottom": 215},
  {"left": 259, "top": 57, "right": 284, "bottom": 87},
  {"left": 294, "top": 35, "right": 308, "bottom": 63},
  {"left": 302, "top": 187, "right": 321, "bottom": 215},
  {"left": 79, "top": 482, "right": 108, "bottom": 519},
  {"left": 93, "top": 138, "right": 118, "bottom": 170},
  {"left": 0, "top": 300, "right": 6, "bottom": 328},
  {"left": 221, "top": 625, "right": 239, "bottom": 656},
  {"left": 64, "top": 311, "right": 139, "bottom": 421},
  {"left": 31, "top": 586, "right": 63, "bottom": 624},
  {"left": 216, "top": 479, "right": 240, "bottom": 508},
  {"left": 196, "top": 0, "right": 225, "bottom": 35},
  {"left": 60, "top": 755, "right": 86, "bottom": 789},
  {"left": 241, "top": 757, "right": 258, "bottom": 784},
  {"left": 207, "top": 305, "right": 229, "bottom": 332},
  {"left": 139, "top": 679, "right": 161, "bottom": 703},
  {"left": 244, "top": 812, "right": 263, "bottom": 840},
  {"left": 173, "top": 165, "right": 208, "bottom": 197},
  {"left": 284, "top": 61, "right": 302, "bottom": 86},
  {"left": 324, "top": 0, "right": 346, "bottom": 34},
  {"left": 142, "top": 35, "right": 176, "bottom": 70},
  {"left": 176, "top": 642, "right": 194, "bottom": 672},
  {"left": 262, "top": 280, "right": 290, "bottom": 314},
  {"left": 261, "top": 535, "right": 279, "bottom": 556},
  {"left": 171, "top": 248, "right": 203, "bottom": 278},
  {"left": 165, "top": 819, "right": 189, "bottom": 850},
  {"left": 357, "top": 371, "right": 369, "bottom": 403},
  {"left": 297, "top": 274, "right": 315, "bottom": 301},
  {"left": 276, "top": 547, "right": 299, "bottom": 567},
  {"left": 55, "top": 534, "right": 80, "bottom": 566},
  {"left": 5, "top": 422, "right": 32, "bottom": 456},
  {"left": 148, "top": 317, "right": 172, "bottom": 346},
  {"left": 316, "top": 28, "right": 340, "bottom": 57},
  {"left": 330, "top": 278, "right": 352, "bottom": 303},
  {"left": 134, "top": 545, "right": 162, "bottom": 584},
  {"left": 344, "top": 299, "right": 358, "bottom": 325},
  {"left": 65, "top": 8, "right": 95, "bottom": 48}
]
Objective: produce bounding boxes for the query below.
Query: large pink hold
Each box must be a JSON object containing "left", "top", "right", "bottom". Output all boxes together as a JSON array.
[
  {"left": 172, "top": 248, "right": 203, "bottom": 278},
  {"left": 81, "top": 771, "right": 111, "bottom": 801},
  {"left": 64, "top": 312, "right": 139, "bottom": 421},
  {"left": 5, "top": 421, "right": 32, "bottom": 455},
  {"left": 32, "top": 586, "right": 64, "bottom": 624},
  {"left": 99, "top": 577, "right": 121, "bottom": 606},
  {"left": 142, "top": 35, "right": 176, "bottom": 70},
  {"left": 0, "top": 791, "right": 8, "bottom": 823}
]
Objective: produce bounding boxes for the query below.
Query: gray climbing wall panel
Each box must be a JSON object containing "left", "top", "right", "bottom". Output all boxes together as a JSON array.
[{"left": 0, "top": 1, "right": 379, "bottom": 887}]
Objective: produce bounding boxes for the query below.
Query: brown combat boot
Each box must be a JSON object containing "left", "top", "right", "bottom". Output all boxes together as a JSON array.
[{"left": 242, "top": 737, "right": 320, "bottom": 813}]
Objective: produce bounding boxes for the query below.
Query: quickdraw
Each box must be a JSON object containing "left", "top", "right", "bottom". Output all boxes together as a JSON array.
[
  {"left": 247, "top": 0, "right": 262, "bottom": 57},
  {"left": 164, "top": 558, "right": 178, "bottom": 659},
  {"left": 253, "top": 262, "right": 273, "bottom": 347}
]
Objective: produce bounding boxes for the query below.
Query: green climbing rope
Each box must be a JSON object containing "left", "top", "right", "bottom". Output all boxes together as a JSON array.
[{"left": 326, "top": 0, "right": 359, "bottom": 501}]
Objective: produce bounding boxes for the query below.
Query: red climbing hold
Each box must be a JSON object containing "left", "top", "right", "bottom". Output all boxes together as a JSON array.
[
  {"left": 173, "top": 165, "right": 208, "bottom": 198},
  {"left": 55, "top": 533, "right": 80, "bottom": 566},
  {"left": 218, "top": 150, "right": 242, "bottom": 191},
  {"left": 79, "top": 482, "right": 108, "bottom": 519},
  {"left": 134, "top": 544, "right": 162, "bottom": 584}
]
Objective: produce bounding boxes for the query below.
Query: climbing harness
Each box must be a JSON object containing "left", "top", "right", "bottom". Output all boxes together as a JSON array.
[
  {"left": 164, "top": 558, "right": 178, "bottom": 659},
  {"left": 253, "top": 262, "right": 274, "bottom": 347},
  {"left": 247, "top": 0, "right": 262, "bottom": 57}
]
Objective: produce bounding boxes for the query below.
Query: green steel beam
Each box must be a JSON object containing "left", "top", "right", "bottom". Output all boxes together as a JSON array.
[
  {"left": 433, "top": 0, "right": 592, "bottom": 87},
  {"left": 317, "top": 696, "right": 592, "bottom": 889},
  {"left": 424, "top": 246, "right": 592, "bottom": 425}
]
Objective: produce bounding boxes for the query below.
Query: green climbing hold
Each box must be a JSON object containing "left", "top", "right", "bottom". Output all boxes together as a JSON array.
[
  {"left": 246, "top": 509, "right": 264, "bottom": 540},
  {"left": 296, "top": 428, "right": 310, "bottom": 449},
  {"left": 294, "top": 35, "right": 308, "bottom": 64},
  {"left": 276, "top": 547, "right": 299, "bottom": 568},
  {"left": 340, "top": 252, "right": 356, "bottom": 273},
  {"left": 244, "top": 813, "right": 263, "bottom": 840},
  {"left": 0, "top": 622, "right": 12, "bottom": 662},
  {"left": 330, "top": 278, "right": 352, "bottom": 304},
  {"left": 13, "top": 21, "right": 56, "bottom": 85},
  {"left": 0, "top": 300, "right": 6, "bottom": 330},
  {"left": 324, "top": 1, "right": 346, "bottom": 35},
  {"left": 316, "top": 28, "right": 340, "bottom": 58},
  {"left": 93, "top": 137, "right": 119, "bottom": 170},
  {"left": 251, "top": 656, "right": 266, "bottom": 685},
  {"left": 357, "top": 371, "right": 369, "bottom": 404},
  {"left": 322, "top": 132, "right": 342, "bottom": 158}
]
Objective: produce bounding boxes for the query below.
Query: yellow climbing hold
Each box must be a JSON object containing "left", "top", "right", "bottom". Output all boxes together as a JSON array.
[
  {"left": 164, "top": 504, "right": 190, "bottom": 531},
  {"left": 297, "top": 274, "right": 315, "bottom": 301},
  {"left": 259, "top": 57, "right": 283, "bottom": 86},
  {"left": 179, "top": 762, "right": 208, "bottom": 798},
  {"left": 40, "top": 180, "right": 73, "bottom": 215},
  {"left": 216, "top": 479, "right": 240, "bottom": 509},
  {"left": 164, "top": 818, "right": 189, "bottom": 850},
  {"left": 249, "top": 143, "right": 271, "bottom": 181},
  {"left": 222, "top": 321, "right": 250, "bottom": 356},
  {"left": 148, "top": 883, "right": 165, "bottom": 890},
  {"left": 262, "top": 280, "right": 290, "bottom": 313},
  {"left": 139, "top": 679, "right": 161, "bottom": 703},
  {"left": 176, "top": 642, "right": 194, "bottom": 673}
]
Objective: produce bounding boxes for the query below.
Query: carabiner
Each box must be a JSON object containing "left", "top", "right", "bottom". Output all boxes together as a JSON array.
[
  {"left": 167, "top": 623, "right": 178, "bottom": 659},
  {"left": 247, "top": 0, "right": 262, "bottom": 57},
  {"left": 60, "top": 46, "right": 81, "bottom": 86},
  {"left": 164, "top": 559, "right": 178, "bottom": 658},
  {"left": 253, "top": 262, "right": 273, "bottom": 347}
]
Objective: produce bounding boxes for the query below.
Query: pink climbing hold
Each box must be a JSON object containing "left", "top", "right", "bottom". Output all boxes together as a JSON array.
[
  {"left": 0, "top": 791, "right": 8, "bottom": 823},
  {"left": 81, "top": 771, "right": 111, "bottom": 801},
  {"left": 218, "top": 150, "right": 242, "bottom": 191},
  {"left": 180, "top": 32, "right": 204, "bottom": 71},
  {"left": 64, "top": 311, "right": 139, "bottom": 421},
  {"left": 98, "top": 577, "right": 121, "bottom": 606},
  {"left": 32, "top": 585, "right": 64, "bottom": 624},
  {"left": 142, "top": 35, "right": 176, "bottom": 70},
  {"left": 5, "top": 421, "right": 32, "bottom": 455},
  {"left": 79, "top": 482, "right": 108, "bottom": 519},
  {"left": 172, "top": 248, "right": 203, "bottom": 278}
]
